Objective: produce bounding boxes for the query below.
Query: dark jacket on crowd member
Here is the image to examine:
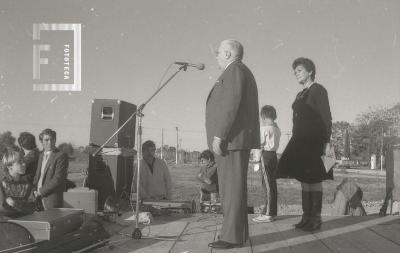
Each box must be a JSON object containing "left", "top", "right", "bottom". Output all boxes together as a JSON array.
[{"left": 33, "top": 148, "right": 68, "bottom": 209}]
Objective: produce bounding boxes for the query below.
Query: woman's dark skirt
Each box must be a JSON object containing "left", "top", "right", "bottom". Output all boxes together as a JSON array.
[{"left": 277, "top": 136, "right": 333, "bottom": 184}]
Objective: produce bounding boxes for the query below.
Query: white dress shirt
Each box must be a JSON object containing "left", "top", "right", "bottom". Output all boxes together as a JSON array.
[{"left": 37, "top": 151, "right": 51, "bottom": 189}]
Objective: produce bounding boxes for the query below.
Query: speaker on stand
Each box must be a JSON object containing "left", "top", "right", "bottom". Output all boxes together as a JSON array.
[{"left": 87, "top": 99, "right": 137, "bottom": 210}]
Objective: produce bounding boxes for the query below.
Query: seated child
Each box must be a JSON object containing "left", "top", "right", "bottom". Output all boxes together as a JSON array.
[
  {"left": 197, "top": 150, "right": 219, "bottom": 204},
  {"left": 0, "top": 146, "right": 35, "bottom": 218}
]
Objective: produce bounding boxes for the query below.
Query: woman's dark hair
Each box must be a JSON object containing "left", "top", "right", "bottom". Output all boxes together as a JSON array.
[
  {"left": 18, "top": 132, "right": 37, "bottom": 150},
  {"left": 199, "top": 150, "right": 214, "bottom": 162},
  {"left": 39, "top": 128, "right": 56, "bottom": 142},
  {"left": 260, "top": 105, "right": 277, "bottom": 120},
  {"left": 292, "top": 57, "right": 316, "bottom": 81}
]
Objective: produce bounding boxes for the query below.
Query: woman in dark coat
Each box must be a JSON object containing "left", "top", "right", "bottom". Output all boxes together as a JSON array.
[{"left": 277, "top": 57, "right": 332, "bottom": 231}]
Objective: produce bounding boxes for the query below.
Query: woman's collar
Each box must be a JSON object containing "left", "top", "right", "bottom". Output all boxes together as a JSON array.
[{"left": 303, "top": 81, "right": 314, "bottom": 89}]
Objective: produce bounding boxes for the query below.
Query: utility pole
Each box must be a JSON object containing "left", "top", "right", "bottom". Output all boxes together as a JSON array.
[
  {"left": 179, "top": 138, "right": 182, "bottom": 164},
  {"left": 161, "top": 128, "right": 164, "bottom": 159},
  {"left": 381, "top": 126, "right": 384, "bottom": 171},
  {"left": 176, "top": 127, "right": 179, "bottom": 165},
  {"left": 344, "top": 128, "right": 350, "bottom": 159}
]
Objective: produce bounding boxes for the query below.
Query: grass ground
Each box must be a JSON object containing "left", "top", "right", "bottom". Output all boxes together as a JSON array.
[
  {"left": 169, "top": 163, "right": 386, "bottom": 206},
  {"left": 68, "top": 154, "right": 387, "bottom": 214}
]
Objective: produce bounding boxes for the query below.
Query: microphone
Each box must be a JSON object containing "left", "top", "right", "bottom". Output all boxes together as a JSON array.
[{"left": 174, "top": 61, "right": 205, "bottom": 70}]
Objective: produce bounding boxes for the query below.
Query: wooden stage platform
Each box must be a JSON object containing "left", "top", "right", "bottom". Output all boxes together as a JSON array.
[{"left": 93, "top": 213, "right": 400, "bottom": 253}]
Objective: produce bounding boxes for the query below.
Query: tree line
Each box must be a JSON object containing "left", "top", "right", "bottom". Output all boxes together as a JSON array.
[
  {"left": 2, "top": 102, "right": 399, "bottom": 165},
  {"left": 330, "top": 103, "right": 400, "bottom": 163}
]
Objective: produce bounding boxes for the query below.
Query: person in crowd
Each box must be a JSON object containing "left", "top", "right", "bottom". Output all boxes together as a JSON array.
[
  {"left": 277, "top": 57, "right": 332, "bottom": 231},
  {"left": 18, "top": 132, "right": 39, "bottom": 183},
  {"left": 252, "top": 105, "right": 281, "bottom": 223},
  {"left": 136, "top": 140, "right": 172, "bottom": 201},
  {"left": 206, "top": 39, "right": 260, "bottom": 249},
  {"left": 0, "top": 146, "right": 35, "bottom": 218},
  {"left": 197, "top": 149, "right": 219, "bottom": 204},
  {"left": 33, "top": 128, "right": 69, "bottom": 210}
]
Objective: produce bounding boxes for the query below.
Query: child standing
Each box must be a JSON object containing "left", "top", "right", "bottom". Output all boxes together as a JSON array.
[{"left": 252, "top": 105, "right": 281, "bottom": 222}]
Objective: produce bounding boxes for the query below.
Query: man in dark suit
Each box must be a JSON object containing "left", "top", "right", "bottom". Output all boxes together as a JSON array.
[
  {"left": 33, "top": 129, "right": 68, "bottom": 210},
  {"left": 206, "top": 39, "right": 260, "bottom": 249}
]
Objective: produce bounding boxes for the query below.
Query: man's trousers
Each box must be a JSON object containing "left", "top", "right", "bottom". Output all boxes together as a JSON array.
[{"left": 216, "top": 149, "right": 250, "bottom": 244}]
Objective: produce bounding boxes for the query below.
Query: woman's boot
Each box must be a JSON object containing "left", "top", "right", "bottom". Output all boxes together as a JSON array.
[
  {"left": 302, "top": 191, "right": 322, "bottom": 231},
  {"left": 294, "top": 191, "right": 311, "bottom": 228}
]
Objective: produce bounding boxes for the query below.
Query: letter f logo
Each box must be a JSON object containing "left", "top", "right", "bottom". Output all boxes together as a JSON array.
[{"left": 33, "top": 24, "right": 50, "bottom": 80}]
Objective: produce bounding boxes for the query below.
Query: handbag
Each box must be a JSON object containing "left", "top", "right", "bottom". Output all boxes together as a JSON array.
[{"left": 322, "top": 143, "right": 336, "bottom": 173}]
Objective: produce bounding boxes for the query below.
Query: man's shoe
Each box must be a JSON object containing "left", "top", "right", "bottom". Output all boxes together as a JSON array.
[{"left": 208, "top": 240, "right": 242, "bottom": 249}]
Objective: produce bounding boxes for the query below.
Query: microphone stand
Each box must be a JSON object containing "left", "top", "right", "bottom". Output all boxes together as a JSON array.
[{"left": 92, "top": 64, "right": 188, "bottom": 240}]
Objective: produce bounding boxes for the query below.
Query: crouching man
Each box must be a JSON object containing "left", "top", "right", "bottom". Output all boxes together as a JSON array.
[{"left": 134, "top": 140, "right": 172, "bottom": 201}]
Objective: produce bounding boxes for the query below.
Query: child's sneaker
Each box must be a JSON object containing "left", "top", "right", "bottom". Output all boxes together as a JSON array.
[{"left": 252, "top": 215, "right": 275, "bottom": 223}]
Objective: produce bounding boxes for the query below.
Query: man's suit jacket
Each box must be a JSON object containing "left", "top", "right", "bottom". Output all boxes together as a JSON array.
[
  {"left": 206, "top": 61, "right": 260, "bottom": 151},
  {"left": 33, "top": 148, "right": 68, "bottom": 209}
]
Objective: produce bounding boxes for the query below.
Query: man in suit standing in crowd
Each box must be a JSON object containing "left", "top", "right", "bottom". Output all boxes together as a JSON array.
[
  {"left": 206, "top": 39, "right": 260, "bottom": 249},
  {"left": 33, "top": 128, "right": 68, "bottom": 210}
]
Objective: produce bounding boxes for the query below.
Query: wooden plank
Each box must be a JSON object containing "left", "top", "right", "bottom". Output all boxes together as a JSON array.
[
  {"left": 218, "top": 238, "right": 252, "bottom": 253},
  {"left": 313, "top": 215, "right": 400, "bottom": 253},
  {"left": 92, "top": 219, "right": 189, "bottom": 253},
  {"left": 144, "top": 220, "right": 189, "bottom": 253},
  {"left": 326, "top": 225, "right": 399, "bottom": 253},
  {"left": 277, "top": 217, "right": 332, "bottom": 253},
  {"left": 368, "top": 216, "right": 400, "bottom": 246},
  {"left": 195, "top": 215, "right": 252, "bottom": 253},
  {"left": 211, "top": 217, "right": 252, "bottom": 253},
  {"left": 170, "top": 214, "right": 253, "bottom": 253},
  {"left": 249, "top": 217, "right": 291, "bottom": 253},
  {"left": 91, "top": 214, "right": 400, "bottom": 253},
  {"left": 253, "top": 215, "right": 333, "bottom": 253},
  {"left": 170, "top": 215, "right": 218, "bottom": 253},
  {"left": 315, "top": 216, "right": 374, "bottom": 253}
]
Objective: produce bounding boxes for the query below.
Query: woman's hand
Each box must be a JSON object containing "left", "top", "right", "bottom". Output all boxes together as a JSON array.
[
  {"left": 34, "top": 190, "right": 42, "bottom": 198},
  {"left": 323, "top": 143, "right": 329, "bottom": 155},
  {"left": 6, "top": 197, "right": 15, "bottom": 207},
  {"left": 204, "top": 178, "right": 212, "bottom": 184}
]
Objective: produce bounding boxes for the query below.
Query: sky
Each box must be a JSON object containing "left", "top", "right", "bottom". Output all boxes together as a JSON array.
[{"left": 0, "top": 0, "right": 399, "bottom": 152}]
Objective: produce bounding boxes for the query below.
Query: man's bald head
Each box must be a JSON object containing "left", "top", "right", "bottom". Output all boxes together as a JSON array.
[
  {"left": 221, "top": 39, "right": 243, "bottom": 61},
  {"left": 216, "top": 39, "right": 244, "bottom": 69}
]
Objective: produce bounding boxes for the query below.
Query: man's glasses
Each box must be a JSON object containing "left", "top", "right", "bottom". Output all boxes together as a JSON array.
[{"left": 215, "top": 50, "right": 226, "bottom": 57}]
